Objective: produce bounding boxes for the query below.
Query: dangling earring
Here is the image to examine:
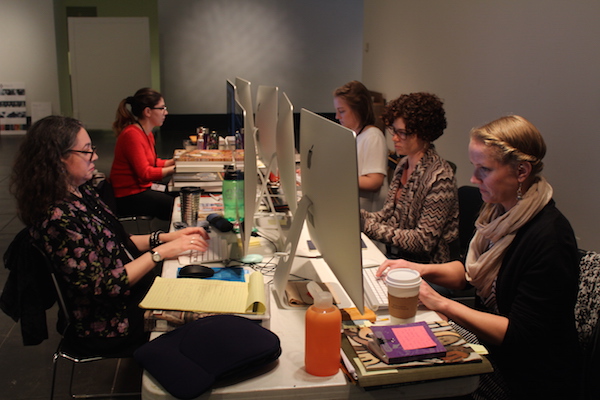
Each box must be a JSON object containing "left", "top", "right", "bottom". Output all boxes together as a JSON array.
[{"left": 517, "top": 183, "right": 523, "bottom": 201}]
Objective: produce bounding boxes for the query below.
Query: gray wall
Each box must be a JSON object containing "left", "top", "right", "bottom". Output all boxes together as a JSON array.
[
  {"left": 363, "top": 0, "right": 600, "bottom": 251},
  {"left": 4, "top": 0, "right": 600, "bottom": 250},
  {"left": 157, "top": 0, "right": 363, "bottom": 114},
  {"left": 0, "top": 1, "right": 60, "bottom": 117}
]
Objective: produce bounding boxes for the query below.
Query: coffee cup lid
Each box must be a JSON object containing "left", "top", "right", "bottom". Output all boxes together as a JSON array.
[{"left": 385, "top": 268, "right": 421, "bottom": 288}]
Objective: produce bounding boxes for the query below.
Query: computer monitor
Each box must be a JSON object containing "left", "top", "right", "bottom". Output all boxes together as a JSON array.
[
  {"left": 226, "top": 79, "right": 258, "bottom": 257},
  {"left": 255, "top": 85, "right": 278, "bottom": 172},
  {"left": 235, "top": 77, "right": 254, "bottom": 129},
  {"left": 234, "top": 98, "right": 258, "bottom": 257},
  {"left": 273, "top": 108, "right": 364, "bottom": 313},
  {"left": 276, "top": 92, "right": 298, "bottom": 214},
  {"left": 226, "top": 79, "right": 240, "bottom": 136}
]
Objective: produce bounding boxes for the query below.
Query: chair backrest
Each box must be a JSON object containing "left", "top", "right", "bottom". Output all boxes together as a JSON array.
[
  {"left": 94, "top": 178, "right": 118, "bottom": 215},
  {"left": 575, "top": 249, "right": 600, "bottom": 399},
  {"left": 457, "top": 186, "right": 483, "bottom": 259},
  {"left": 576, "top": 250, "right": 600, "bottom": 348},
  {"left": 32, "top": 243, "right": 71, "bottom": 336}
]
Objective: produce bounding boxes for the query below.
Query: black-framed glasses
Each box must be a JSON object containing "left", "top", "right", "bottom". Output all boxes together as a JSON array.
[
  {"left": 70, "top": 145, "right": 97, "bottom": 162},
  {"left": 388, "top": 127, "right": 409, "bottom": 139},
  {"left": 151, "top": 106, "right": 168, "bottom": 112}
]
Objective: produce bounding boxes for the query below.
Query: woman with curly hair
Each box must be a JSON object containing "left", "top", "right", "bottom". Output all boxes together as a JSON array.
[
  {"left": 333, "top": 81, "right": 388, "bottom": 212},
  {"left": 11, "top": 116, "right": 209, "bottom": 355},
  {"left": 360, "top": 92, "right": 459, "bottom": 263},
  {"left": 109, "top": 87, "right": 176, "bottom": 221}
]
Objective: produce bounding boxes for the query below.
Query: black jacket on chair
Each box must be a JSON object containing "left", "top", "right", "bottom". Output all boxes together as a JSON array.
[{"left": 0, "top": 227, "right": 57, "bottom": 345}]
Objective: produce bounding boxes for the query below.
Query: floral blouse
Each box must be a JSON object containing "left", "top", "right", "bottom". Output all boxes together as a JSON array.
[{"left": 31, "top": 185, "right": 137, "bottom": 338}]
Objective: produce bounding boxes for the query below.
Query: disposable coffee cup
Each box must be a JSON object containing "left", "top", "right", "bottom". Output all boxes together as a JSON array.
[
  {"left": 385, "top": 268, "right": 422, "bottom": 324},
  {"left": 180, "top": 187, "right": 202, "bottom": 227}
]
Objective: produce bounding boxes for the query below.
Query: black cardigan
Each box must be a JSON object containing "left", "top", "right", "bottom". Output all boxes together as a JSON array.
[{"left": 485, "top": 200, "right": 582, "bottom": 398}]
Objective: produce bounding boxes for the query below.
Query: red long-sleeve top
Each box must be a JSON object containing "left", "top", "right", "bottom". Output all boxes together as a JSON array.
[{"left": 109, "top": 124, "right": 166, "bottom": 198}]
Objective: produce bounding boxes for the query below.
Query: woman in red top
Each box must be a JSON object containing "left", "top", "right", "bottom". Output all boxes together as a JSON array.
[{"left": 110, "top": 88, "right": 176, "bottom": 221}]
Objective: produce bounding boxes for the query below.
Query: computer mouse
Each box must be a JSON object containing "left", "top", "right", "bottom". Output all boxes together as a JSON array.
[{"left": 178, "top": 264, "right": 215, "bottom": 279}]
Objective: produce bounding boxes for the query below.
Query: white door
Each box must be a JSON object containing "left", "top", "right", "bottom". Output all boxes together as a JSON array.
[{"left": 68, "top": 17, "right": 151, "bottom": 129}]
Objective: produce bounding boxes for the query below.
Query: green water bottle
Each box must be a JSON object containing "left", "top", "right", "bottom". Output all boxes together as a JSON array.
[{"left": 222, "top": 165, "right": 244, "bottom": 222}]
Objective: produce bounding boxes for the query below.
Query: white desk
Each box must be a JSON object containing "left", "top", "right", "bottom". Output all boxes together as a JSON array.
[
  {"left": 141, "top": 204, "right": 480, "bottom": 399},
  {"left": 141, "top": 257, "right": 479, "bottom": 399}
]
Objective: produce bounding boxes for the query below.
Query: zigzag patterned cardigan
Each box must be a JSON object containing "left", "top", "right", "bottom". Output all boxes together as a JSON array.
[{"left": 360, "top": 147, "right": 459, "bottom": 263}]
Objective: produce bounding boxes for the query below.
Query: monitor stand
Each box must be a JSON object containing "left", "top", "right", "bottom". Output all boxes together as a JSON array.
[{"left": 272, "top": 195, "right": 312, "bottom": 309}]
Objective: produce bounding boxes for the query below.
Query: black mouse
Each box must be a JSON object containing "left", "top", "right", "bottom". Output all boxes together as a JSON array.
[{"left": 178, "top": 264, "right": 215, "bottom": 279}]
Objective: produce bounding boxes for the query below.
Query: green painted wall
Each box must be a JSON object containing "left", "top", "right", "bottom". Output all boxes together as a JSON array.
[{"left": 53, "top": 0, "right": 159, "bottom": 116}]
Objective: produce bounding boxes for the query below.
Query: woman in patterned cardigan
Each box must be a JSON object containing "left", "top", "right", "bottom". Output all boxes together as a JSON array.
[{"left": 360, "top": 92, "right": 459, "bottom": 263}]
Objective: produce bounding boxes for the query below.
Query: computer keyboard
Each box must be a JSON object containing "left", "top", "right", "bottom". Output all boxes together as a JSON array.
[
  {"left": 183, "top": 230, "right": 229, "bottom": 264},
  {"left": 363, "top": 266, "right": 388, "bottom": 310}
]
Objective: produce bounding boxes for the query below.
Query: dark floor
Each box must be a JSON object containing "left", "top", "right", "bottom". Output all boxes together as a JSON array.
[{"left": 0, "top": 128, "right": 185, "bottom": 400}]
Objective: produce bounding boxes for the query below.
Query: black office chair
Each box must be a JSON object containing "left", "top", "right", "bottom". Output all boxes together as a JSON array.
[
  {"left": 449, "top": 186, "right": 483, "bottom": 306},
  {"left": 575, "top": 249, "right": 600, "bottom": 400},
  {"left": 457, "top": 185, "right": 483, "bottom": 260},
  {"left": 33, "top": 244, "right": 141, "bottom": 399},
  {"left": 95, "top": 178, "right": 155, "bottom": 235}
]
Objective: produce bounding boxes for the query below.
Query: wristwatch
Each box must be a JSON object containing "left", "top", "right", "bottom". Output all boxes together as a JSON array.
[{"left": 151, "top": 250, "right": 163, "bottom": 263}]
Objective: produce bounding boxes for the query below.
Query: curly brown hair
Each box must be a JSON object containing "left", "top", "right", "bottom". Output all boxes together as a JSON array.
[
  {"left": 382, "top": 92, "right": 447, "bottom": 142},
  {"left": 10, "top": 116, "right": 84, "bottom": 226}
]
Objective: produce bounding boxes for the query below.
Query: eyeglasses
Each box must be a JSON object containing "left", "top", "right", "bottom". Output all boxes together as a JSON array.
[
  {"left": 151, "top": 106, "right": 168, "bottom": 112},
  {"left": 70, "top": 145, "right": 97, "bottom": 162},
  {"left": 389, "top": 127, "right": 409, "bottom": 139}
]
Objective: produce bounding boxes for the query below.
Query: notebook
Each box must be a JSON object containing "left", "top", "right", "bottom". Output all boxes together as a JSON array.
[{"left": 363, "top": 266, "right": 388, "bottom": 310}]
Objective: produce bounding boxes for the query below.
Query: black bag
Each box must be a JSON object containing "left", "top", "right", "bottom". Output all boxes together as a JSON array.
[{"left": 134, "top": 314, "right": 281, "bottom": 399}]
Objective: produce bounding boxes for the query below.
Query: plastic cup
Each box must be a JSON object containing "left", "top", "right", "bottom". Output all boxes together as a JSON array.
[{"left": 385, "top": 268, "right": 422, "bottom": 324}]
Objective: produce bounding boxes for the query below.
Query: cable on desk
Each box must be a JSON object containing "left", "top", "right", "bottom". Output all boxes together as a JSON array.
[{"left": 251, "top": 230, "right": 278, "bottom": 253}]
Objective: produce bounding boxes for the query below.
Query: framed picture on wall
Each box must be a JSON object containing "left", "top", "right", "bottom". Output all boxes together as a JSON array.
[{"left": 0, "top": 82, "right": 27, "bottom": 135}]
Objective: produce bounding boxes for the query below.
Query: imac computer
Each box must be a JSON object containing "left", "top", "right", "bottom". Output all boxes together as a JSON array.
[
  {"left": 276, "top": 92, "right": 298, "bottom": 214},
  {"left": 235, "top": 77, "right": 254, "bottom": 129},
  {"left": 226, "top": 79, "right": 258, "bottom": 257},
  {"left": 256, "top": 85, "right": 291, "bottom": 217},
  {"left": 226, "top": 79, "right": 240, "bottom": 136},
  {"left": 273, "top": 108, "right": 364, "bottom": 313},
  {"left": 255, "top": 85, "right": 278, "bottom": 172},
  {"left": 236, "top": 97, "right": 258, "bottom": 257}
]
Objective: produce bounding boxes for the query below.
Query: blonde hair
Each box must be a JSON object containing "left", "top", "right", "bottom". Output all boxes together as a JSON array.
[{"left": 470, "top": 115, "right": 546, "bottom": 176}]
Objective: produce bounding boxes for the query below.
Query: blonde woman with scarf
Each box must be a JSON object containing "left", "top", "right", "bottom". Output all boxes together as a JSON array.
[{"left": 376, "top": 115, "right": 581, "bottom": 399}]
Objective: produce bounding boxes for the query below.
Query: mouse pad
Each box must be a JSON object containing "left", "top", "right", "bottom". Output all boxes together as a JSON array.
[{"left": 177, "top": 266, "right": 245, "bottom": 282}]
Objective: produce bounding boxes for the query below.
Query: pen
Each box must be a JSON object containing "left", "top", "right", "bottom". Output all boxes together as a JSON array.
[{"left": 340, "top": 349, "right": 358, "bottom": 380}]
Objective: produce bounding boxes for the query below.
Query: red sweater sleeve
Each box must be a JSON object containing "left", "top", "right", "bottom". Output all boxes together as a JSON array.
[{"left": 109, "top": 125, "right": 165, "bottom": 197}]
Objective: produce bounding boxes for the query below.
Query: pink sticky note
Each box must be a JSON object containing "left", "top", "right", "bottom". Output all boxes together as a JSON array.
[{"left": 392, "top": 325, "right": 437, "bottom": 350}]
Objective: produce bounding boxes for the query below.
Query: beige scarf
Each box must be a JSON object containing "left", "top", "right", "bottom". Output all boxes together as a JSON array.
[{"left": 465, "top": 177, "right": 553, "bottom": 298}]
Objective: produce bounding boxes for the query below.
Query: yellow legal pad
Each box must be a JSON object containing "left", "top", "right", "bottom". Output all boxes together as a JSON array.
[{"left": 139, "top": 272, "right": 267, "bottom": 314}]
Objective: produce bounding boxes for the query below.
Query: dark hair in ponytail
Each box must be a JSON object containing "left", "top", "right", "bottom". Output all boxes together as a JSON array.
[{"left": 112, "top": 87, "right": 162, "bottom": 135}]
